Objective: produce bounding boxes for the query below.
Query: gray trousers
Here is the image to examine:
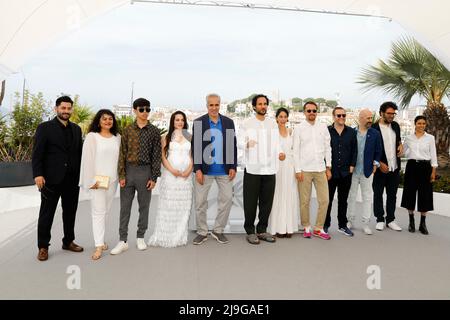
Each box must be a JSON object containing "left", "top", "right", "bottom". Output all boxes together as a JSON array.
[
  {"left": 194, "top": 175, "right": 233, "bottom": 236},
  {"left": 119, "top": 165, "right": 152, "bottom": 241}
]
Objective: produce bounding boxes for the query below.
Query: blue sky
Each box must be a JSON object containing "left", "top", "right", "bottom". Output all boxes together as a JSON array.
[{"left": 2, "top": 2, "right": 431, "bottom": 111}]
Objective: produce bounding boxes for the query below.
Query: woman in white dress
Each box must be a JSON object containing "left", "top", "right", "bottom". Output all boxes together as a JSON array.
[
  {"left": 148, "top": 111, "right": 193, "bottom": 247},
  {"left": 268, "top": 107, "right": 300, "bottom": 238},
  {"left": 79, "top": 109, "right": 121, "bottom": 260}
]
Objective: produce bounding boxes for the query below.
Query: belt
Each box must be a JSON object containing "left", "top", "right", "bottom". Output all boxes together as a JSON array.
[{"left": 408, "top": 159, "right": 430, "bottom": 163}]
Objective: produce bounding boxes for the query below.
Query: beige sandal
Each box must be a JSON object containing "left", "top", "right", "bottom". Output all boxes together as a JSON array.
[
  {"left": 91, "top": 247, "right": 103, "bottom": 260},
  {"left": 101, "top": 243, "right": 108, "bottom": 251}
]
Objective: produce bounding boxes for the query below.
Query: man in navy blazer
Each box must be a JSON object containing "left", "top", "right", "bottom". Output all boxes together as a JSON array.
[
  {"left": 371, "top": 102, "right": 403, "bottom": 232},
  {"left": 347, "top": 109, "right": 382, "bottom": 235},
  {"left": 191, "top": 93, "right": 237, "bottom": 245}
]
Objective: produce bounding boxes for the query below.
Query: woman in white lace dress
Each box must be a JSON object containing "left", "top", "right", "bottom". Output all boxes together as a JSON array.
[
  {"left": 148, "top": 111, "right": 193, "bottom": 247},
  {"left": 268, "top": 107, "right": 300, "bottom": 238}
]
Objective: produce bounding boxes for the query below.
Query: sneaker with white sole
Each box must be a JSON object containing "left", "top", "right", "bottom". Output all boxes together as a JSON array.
[
  {"left": 387, "top": 221, "right": 402, "bottom": 231},
  {"left": 376, "top": 222, "right": 385, "bottom": 231},
  {"left": 338, "top": 227, "right": 354, "bottom": 237},
  {"left": 137, "top": 238, "right": 147, "bottom": 250},
  {"left": 363, "top": 225, "right": 373, "bottom": 235},
  {"left": 110, "top": 241, "right": 128, "bottom": 255}
]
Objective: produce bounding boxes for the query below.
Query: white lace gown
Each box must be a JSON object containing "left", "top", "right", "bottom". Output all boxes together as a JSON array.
[
  {"left": 268, "top": 132, "right": 300, "bottom": 235},
  {"left": 148, "top": 140, "right": 193, "bottom": 248}
]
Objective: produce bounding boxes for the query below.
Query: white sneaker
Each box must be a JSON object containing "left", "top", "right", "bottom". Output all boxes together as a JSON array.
[
  {"left": 363, "top": 225, "right": 373, "bottom": 235},
  {"left": 375, "top": 222, "right": 385, "bottom": 231},
  {"left": 347, "top": 221, "right": 353, "bottom": 230},
  {"left": 110, "top": 241, "right": 128, "bottom": 255},
  {"left": 137, "top": 238, "right": 147, "bottom": 251},
  {"left": 387, "top": 221, "right": 402, "bottom": 231}
]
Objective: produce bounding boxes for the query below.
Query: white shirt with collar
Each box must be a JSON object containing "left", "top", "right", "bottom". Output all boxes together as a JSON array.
[
  {"left": 403, "top": 132, "right": 438, "bottom": 167},
  {"left": 379, "top": 122, "right": 398, "bottom": 171},
  {"left": 293, "top": 120, "right": 331, "bottom": 173},
  {"left": 238, "top": 116, "right": 281, "bottom": 175}
]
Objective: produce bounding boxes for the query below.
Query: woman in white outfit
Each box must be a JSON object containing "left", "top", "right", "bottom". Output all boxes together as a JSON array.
[
  {"left": 268, "top": 107, "right": 300, "bottom": 238},
  {"left": 79, "top": 109, "right": 121, "bottom": 260},
  {"left": 148, "top": 111, "right": 193, "bottom": 247}
]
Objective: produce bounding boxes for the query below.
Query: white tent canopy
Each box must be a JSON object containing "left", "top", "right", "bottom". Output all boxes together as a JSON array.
[{"left": 1, "top": 0, "right": 450, "bottom": 81}]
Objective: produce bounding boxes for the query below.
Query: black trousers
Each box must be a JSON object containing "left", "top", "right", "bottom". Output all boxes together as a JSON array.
[
  {"left": 37, "top": 173, "right": 80, "bottom": 249},
  {"left": 243, "top": 170, "right": 276, "bottom": 235},
  {"left": 373, "top": 169, "right": 400, "bottom": 224},
  {"left": 401, "top": 160, "right": 433, "bottom": 212},
  {"left": 324, "top": 174, "right": 352, "bottom": 229}
]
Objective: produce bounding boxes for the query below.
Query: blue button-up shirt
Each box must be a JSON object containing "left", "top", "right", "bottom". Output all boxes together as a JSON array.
[
  {"left": 355, "top": 130, "right": 367, "bottom": 176},
  {"left": 207, "top": 117, "right": 226, "bottom": 176}
]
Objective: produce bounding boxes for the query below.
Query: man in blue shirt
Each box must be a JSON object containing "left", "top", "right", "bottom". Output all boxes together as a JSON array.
[
  {"left": 347, "top": 109, "right": 381, "bottom": 235},
  {"left": 191, "top": 93, "right": 237, "bottom": 245}
]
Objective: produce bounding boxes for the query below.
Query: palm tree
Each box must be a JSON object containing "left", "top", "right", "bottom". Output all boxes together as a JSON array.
[{"left": 358, "top": 36, "right": 450, "bottom": 168}]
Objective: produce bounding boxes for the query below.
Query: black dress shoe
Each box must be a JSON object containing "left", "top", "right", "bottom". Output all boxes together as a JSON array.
[
  {"left": 62, "top": 242, "right": 84, "bottom": 252},
  {"left": 419, "top": 223, "right": 429, "bottom": 235},
  {"left": 408, "top": 222, "right": 415, "bottom": 233}
]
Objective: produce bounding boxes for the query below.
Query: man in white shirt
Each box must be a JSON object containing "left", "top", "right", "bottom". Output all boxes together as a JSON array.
[
  {"left": 240, "top": 94, "right": 284, "bottom": 245},
  {"left": 371, "top": 101, "right": 403, "bottom": 231},
  {"left": 293, "top": 101, "right": 332, "bottom": 240}
]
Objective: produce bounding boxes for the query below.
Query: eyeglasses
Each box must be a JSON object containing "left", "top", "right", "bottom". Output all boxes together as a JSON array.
[
  {"left": 306, "top": 109, "right": 317, "bottom": 113},
  {"left": 137, "top": 107, "right": 151, "bottom": 113},
  {"left": 336, "top": 114, "right": 346, "bottom": 118}
]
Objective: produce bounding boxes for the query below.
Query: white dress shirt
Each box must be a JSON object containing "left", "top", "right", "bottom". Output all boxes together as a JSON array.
[
  {"left": 293, "top": 120, "right": 331, "bottom": 173},
  {"left": 379, "top": 123, "right": 398, "bottom": 171},
  {"left": 238, "top": 116, "right": 281, "bottom": 175},
  {"left": 403, "top": 132, "right": 438, "bottom": 167}
]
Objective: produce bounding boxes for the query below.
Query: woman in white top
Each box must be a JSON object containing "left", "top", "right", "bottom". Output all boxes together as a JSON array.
[
  {"left": 401, "top": 115, "right": 438, "bottom": 235},
  {"left": 268, "top": 108, "right": 299, "bottom": 237},
  {"left": 148, "top": 111, "right": 193, "bottom": 247},
  {"left": 79, "top": 110, "right": 121, "bottom": 260}
]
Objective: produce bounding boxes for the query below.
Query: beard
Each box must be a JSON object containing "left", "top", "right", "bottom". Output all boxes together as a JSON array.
[
  {"left": 57, "top": 112, "right": 71, "bottom": 121},
  {"left": 255, "top": 109, "right": 266, "bottom": 116}
]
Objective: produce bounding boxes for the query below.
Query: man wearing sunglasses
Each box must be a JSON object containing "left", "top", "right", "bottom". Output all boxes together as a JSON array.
[
  {"left": 112, "top": 98, "right": 162, "bottom": 255},
  {"left": 371, "top": 101, "right": 403, "bottom": 232},
  {"left": 293, "top": 101, "right": 332, "bottom": 240},
  {"left": 324, "top": 107, "right": 357, "bottom": 237}
]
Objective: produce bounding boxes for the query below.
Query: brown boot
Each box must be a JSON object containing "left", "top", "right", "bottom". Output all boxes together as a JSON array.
[{"left": 37, "top": 248, "right": 48, "bottom": 261}]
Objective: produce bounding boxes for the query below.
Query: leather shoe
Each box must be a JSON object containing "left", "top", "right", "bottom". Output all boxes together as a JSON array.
[
  {"left": 37, "top": 248, "right": 48, "bottom": 261},
  {"left": 62, "top": 242, "right": 84, "bottom": 252}
]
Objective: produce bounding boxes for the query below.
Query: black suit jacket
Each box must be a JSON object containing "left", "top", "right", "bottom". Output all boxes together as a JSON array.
[
  {"left": 372, "top": 121, "right": 401, "bottom": 171},
  {"left": 191, "top": 113, "right": 237, "bottom": 175},
  {"left": 32, "top": 117, "right": 83, "bottom": 184}
]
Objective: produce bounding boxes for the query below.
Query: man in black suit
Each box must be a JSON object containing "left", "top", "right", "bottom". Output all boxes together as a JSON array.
[
  {"left": 191, "top": 93, "right": 237, "bottom": 245},
  {"left": 371, "top": 101, "right": 403, "bottom": 232},
  {"left": 32, "top": 96, "right": 84, "bottom": 261}
]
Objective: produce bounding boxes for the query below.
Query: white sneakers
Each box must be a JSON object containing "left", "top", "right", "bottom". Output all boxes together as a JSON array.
[
  {"left": 110, "top": 241, "right": 129, "bottom": 255},
  {"left": 375, "top": 221, "right": 402, "bottom": 231},
  {"left": 136, "top": 238, "right": 147, "bottom": 251},
  {"left": 363, "top": 225, "right": 373, "bottom": 235},
  {"left": 375, "top": 222, "right": 385, "bottom": 231},
  {"left": 387, "top": 221, "right": 402, "bottom": 231},
  {"left": 110, "top": 238, "right": 147, "bottom": 255}
]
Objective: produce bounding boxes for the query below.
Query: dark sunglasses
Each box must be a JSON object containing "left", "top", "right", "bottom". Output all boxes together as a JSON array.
[
  {"left": 336, "top": 114, "right": 346, "bottom": 118},
  {"left": 137, "top": 107, "right": 151, "bottom": 113},
  {"left": 306, "top": 109, "right": 317, "bottom": 113}
]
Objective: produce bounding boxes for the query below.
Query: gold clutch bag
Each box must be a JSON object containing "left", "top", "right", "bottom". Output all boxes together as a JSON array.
[{"left": 94, "top": 175, "right": 110, "bottom": 189}]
